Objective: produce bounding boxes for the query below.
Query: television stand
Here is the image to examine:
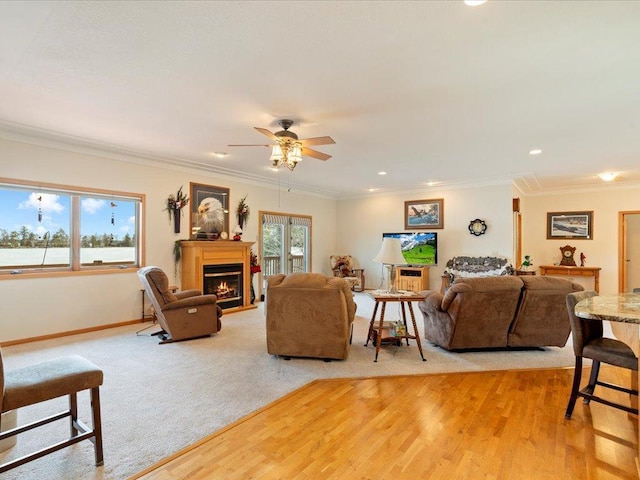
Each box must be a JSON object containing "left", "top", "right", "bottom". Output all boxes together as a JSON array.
[{"left": 394, "top": 266, "right": 429, "bottom": 292}]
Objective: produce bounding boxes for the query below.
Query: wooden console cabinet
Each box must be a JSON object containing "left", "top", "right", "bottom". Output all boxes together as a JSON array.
[
  {"left": 394, "top": 266, "right": 429, "bottom": 292},
  {"left": 539, "top": 265, "right": 601, "bottom": 293},
  {"left": 180, "top": 240, "right": 257, "bottom": 313}
]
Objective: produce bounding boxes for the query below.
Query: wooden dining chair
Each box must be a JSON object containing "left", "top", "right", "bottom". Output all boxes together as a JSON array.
[{"left": 565, "top": 290, "right": 639, "bottom": 418}]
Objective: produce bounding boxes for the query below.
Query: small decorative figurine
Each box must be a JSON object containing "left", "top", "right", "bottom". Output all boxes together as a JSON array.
[
  {"left": 521, "top": 255, "right": 533, "bottom": 271},
  {"left": 580, "top": 252, "right": 586, "bottom": 267}
]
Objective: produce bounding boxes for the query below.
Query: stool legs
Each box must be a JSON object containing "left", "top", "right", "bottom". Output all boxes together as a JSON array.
[
  {"left": 91, "top": 387, "right": 104, "bottom": 466},
  {"left": 565, "top": 357, "right": 583, "bottom": 418},
  {"left": 70, "top": 392, "right": 78, "bottom": 436}
]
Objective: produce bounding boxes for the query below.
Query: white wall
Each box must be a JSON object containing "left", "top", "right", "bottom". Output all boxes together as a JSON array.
[
  {"left": 336, "top": 183, "right": 515, "bottom": 290},
  {"left": 522, "top": 187, "right": 640, "bottom": 294},
  {"left": 0, "top": 137, "right": 337, "bottom": 342}
]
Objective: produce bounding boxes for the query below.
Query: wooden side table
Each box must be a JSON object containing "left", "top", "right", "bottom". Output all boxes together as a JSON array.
[
  {"left": 539, "top": 265, "right": 601, "bottom": 293},
  {"left": 365, "top": 291, "right": 427, "bottom": 362}
]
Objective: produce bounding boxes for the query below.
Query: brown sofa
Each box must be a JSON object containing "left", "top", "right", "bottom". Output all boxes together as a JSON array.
[
  {"left": 265, "top": 272, "right": 357, "bottom": 360},
  {"left": 418, "top": 275, "right": 584, "bottom": 350},
  {"left": 138, "top": 266, "right": 222, "bottom": 344}
]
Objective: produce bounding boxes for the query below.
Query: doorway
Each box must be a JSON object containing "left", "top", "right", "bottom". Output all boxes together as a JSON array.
[
  {"left": 619, "top": 211, "right": 640, "bottom": 293},
  {"left": 259, "top": 211, "right": 312, "bottom": 280}
]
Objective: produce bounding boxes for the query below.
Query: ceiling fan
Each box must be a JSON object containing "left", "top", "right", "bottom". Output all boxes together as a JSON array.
[{"left": 228, "top": 119, "right": 335, "bottom": 170}]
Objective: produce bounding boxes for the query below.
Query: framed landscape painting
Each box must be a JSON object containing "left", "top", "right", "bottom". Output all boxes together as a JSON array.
[
  {"left": 404, "top": 198, "right": 444, "bottom": 229},
  {"left": 546, "top": 211, "right": 593, "bottom": 239},
  {"left": 189, "top": 182, "right": 230, "bottom": 239}
]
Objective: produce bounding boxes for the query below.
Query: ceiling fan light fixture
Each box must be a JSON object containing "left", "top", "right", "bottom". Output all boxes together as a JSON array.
[
  {"left": 289, "top": 143, "right": 302, "bottom": 164},
  {"left": 236, "top": 119, "right": 334, "bottom": 171},
  {"left": 270, "top": 145, "right": 284, "bottom": 163}
]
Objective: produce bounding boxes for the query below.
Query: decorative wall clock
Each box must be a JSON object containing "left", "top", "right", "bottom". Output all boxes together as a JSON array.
[{"left": 468, "top": 219, "right": 487, "bottom": 236}]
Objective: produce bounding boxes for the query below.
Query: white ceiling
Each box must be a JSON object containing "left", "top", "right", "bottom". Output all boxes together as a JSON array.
[{"left": 1, "top": 1, "right": 639, "bottom": 198}]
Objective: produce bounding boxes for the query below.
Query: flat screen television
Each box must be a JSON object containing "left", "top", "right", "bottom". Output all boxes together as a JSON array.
[{"left": 382, "top": 232, "right": 438, "bottom": 266}]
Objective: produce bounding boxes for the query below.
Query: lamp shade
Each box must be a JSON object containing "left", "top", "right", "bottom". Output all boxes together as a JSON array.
[{"left": 373, "top": 237, "right": 406, "bottom": 265}]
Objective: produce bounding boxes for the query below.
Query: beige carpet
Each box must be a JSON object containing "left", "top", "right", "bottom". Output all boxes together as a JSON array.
[{"left": 0, "top": 292, "right": 576, "bottom": 480}]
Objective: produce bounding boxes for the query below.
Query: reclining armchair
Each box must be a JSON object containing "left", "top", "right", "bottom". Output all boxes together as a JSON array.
[
  {"left": 137, "top": 266, "right": 222, "bottom": 344},
  {"left": 266, "top": 273, "right": 357, "bottom": 360}
]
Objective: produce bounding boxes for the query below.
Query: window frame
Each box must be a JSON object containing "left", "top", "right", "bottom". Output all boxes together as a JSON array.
[{"left": 0, "top": 177, "right": 145, "bottom": 279}]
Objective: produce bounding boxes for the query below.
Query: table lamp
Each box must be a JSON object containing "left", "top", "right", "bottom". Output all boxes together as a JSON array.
[{"left": 373, "top": 237, "right": 406, "bottom": 293}]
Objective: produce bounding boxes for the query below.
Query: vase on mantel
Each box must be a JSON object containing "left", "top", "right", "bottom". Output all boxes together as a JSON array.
[{"left": 173, "top": 208, "right": 181, "bottom": 234}]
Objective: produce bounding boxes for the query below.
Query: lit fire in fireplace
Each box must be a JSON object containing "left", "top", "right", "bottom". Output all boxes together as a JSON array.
[{"left": 216, "top": 281, "right": 236, "bottom": 299}]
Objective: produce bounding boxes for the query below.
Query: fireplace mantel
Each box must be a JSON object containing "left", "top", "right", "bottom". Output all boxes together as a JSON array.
[{"left": 180, "top": 240, "right": 257, "bottom": 313}]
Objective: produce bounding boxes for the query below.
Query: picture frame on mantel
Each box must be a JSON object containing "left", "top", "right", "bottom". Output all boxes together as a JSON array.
[
  {"left": 404, "top": 198, "right": 444, "bottom": 229},
  {"left": 189, "top": 182, "right": 230, "bottom": 239},
  {"left": 546, "top": 210, "right": 593, "bottom": 240}
]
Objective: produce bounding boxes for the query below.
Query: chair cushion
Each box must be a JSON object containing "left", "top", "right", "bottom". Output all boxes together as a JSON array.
[
  {"left": 147, "top": 269, "right": 178, "bottom": 303},
  {"left": 584, "top": 338, "right": 639, "bottom": 371},
  {"left": 2, "top": 355, "right": 103, "bottom": 412}
]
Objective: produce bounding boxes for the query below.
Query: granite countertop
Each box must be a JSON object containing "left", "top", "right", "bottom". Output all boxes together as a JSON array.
[{"left": 575, "top": 293, "right": 640, "bottom": 324}]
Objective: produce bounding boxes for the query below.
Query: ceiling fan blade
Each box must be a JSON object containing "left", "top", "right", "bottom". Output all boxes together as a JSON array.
[
  {"left": 254, "top": 127, "right": 279, "bottom": 141},
  {"left": 228, "top": 144, "right": 271, "bottom": 147},
  {"left": 302, "top": 147, "right": 331, "bottom": 161},
  {"left": 300, "top": 136, "right": 336, "bottom": 147}
]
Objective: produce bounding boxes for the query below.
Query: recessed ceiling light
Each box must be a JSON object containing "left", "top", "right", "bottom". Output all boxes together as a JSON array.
[
  {"left": 426, "top": 181, "right": 439, "bottom": 187},
  {"left": 529, "top": 149, "right": 542, "bottom": 155},
  {"left": 598, "top": 172, "right": 618, "bottom": 182},
  {"left": 464, "top": 0, "right": 487, "bottom": 6},
  {"left": 213, "top": 152, "right": 228, "bottom": 158},
  {"left": 368, "top": 188, "right": 378, "bottom": 192},
  {"left": 378, "top": 171, "right": 387, "bottom": 176}
]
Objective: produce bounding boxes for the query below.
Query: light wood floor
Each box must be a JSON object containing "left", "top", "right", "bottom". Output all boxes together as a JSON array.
[{"left": 132, "top": 366, "right": 639, "bottom": 480}]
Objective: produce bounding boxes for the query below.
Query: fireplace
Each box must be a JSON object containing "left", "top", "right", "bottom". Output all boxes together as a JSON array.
[
  {"left": 179, "top": 240, "right": 257, "bottom": 314},
  {"left": 203, "top": 264, "right": 243, "bottom": 310}
]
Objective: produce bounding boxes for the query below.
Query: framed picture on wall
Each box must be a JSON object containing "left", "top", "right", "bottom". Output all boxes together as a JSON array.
[
  {"left": 404, "top": 198, "right": 444, "bottom": 229},
  {"left": 189, "top": 182, "right": 230, "bottom": 239},
  {"left": 546, "top": 211, "right": 593, "bottom": 239}
]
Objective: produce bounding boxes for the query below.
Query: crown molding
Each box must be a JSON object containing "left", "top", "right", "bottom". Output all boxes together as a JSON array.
[{"left": 0, "top": 121, "right": 338, "bottom": 199}]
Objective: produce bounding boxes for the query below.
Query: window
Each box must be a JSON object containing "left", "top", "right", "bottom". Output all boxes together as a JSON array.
[{"left": 0, "top": 178, "right": 144, "bottom": 276}]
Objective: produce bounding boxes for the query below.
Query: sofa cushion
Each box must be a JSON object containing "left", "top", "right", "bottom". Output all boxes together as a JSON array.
[
  {"left": 507, "top": 275, "right": 584, "bottom": 347},
  {"left": 442, "top": 275, "right": 523, "bottom": 310},
  {"left": 519, "top": 275, "right": 582, "bottom": 292}
]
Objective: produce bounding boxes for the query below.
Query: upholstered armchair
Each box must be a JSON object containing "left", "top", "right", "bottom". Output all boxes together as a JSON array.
[
  {"left": 265, "top": 273, "right": 357, "bottom": 360},
  {"left": 329, "top": 255, "right": 365, "bottom": 292},
  {"left": 137, "top": 266, "right": 222, "bottom": 344}
]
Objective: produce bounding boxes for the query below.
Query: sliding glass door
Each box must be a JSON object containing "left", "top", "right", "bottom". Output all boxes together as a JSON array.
[{"left": 260, "top": 212, "right": 311, "bottom": 277}]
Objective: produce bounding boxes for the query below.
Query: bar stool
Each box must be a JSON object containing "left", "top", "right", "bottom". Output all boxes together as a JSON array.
[
  {"left": 565, "top": 291, "right": 638, "bottom": 418},
  {"left": 0, "top": 349, "right": 104, "bottom": 473}
]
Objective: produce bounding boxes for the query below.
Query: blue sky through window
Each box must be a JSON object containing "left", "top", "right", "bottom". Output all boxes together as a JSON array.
[{"left": 1, "top": 190, "right": 135, "bottom": 239}]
